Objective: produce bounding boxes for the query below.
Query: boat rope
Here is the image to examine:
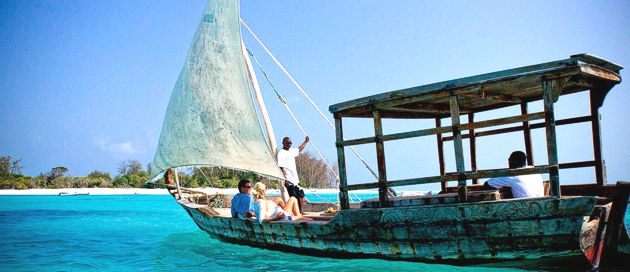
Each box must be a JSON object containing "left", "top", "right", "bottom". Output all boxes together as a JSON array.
[
  {"left": 350, "top": 191, "right": 363, "bottom": 202},
  {"left": 247, "top": 48, "right": 339, "bottom": 181},
  {"left": 305, "top": 189, "right": 336, "bottom": 204},
  {"left": 197, "top": 167, "right": 215, "bottom": 188},
  {"left": 241, "top": 19, "right": 379, "bottom": 181}
]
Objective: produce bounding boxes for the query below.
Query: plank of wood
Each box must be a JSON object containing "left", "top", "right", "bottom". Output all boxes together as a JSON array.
[
  {"left": 329, "top": 58, "right": 579, "bottom": 113},
  {"left": 543, "top": 79, "right": 560, "bottom": 197},
  {"left": 335, "top": 117, "right": 350, "bottom": 210},
  {"left": 373, "top": 110, "right": 390, "bottom": 207}
]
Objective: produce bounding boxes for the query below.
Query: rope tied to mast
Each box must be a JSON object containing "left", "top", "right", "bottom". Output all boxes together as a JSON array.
[
  {"left": 240, "top": 19, "right": 379, "bottom": 181},
  {"left": 247, "top": 48, "right": 339, "bottom": 182}
]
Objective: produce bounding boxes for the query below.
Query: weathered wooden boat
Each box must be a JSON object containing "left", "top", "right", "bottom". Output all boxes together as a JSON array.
[{"left": 150, "top": 0, "right": 629, "bottom": 269}]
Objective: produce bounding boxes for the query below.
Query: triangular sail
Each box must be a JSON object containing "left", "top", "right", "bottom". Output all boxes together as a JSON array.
[{"left": 150, "top": 0, "right": 285, "bottom": 181}]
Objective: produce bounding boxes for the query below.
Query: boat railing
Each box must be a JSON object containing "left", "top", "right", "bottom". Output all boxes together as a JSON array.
[{"left": 329, "top": 54, "right": 623, "bottom": 210}]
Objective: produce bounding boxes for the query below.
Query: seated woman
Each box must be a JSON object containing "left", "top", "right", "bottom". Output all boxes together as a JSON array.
[{"left": 252, "top": 182, "right": 302, "bottom": 223}]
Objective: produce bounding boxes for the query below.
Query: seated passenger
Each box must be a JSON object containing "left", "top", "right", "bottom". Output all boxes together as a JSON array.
[
  {"left": 252, "top": 182, "right": 302, "bottom": 223},
  {"left": 231, "top": 179, "right": 255, "bottom": 219},
  {"left": 485, "top": 151, "right": 544, "bottom": 198}
]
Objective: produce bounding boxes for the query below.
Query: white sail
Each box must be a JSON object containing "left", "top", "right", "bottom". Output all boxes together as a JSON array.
[{"left": 150, "top": 0, "right": 285, "bottom": 181}]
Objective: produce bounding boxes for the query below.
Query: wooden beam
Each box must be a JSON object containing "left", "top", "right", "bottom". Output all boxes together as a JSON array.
[
  {"left": 459, "top": 112, "right": 545, "bottom": 131},
  {"left": 373, "top": 110, "right": 390, "bottom": 207},
  {"left": 468, "top": 113, "right": 478, "bottom": 184},
  {"left": 559, "top": 160, "right": 596, "bottom": 169},
  {"left": 341, "top": 126, "right": 453, "bottom": 146},
  {"left": 329, "top": 58, "right": 579, "bottom": 114},
  {"left": 442, "top": 115, "right": 592, "bottom": 141},
  {"left": 342, "top": 112, "right": 545, "bottom": 147},
  {"left": 346, "top": 165, "right": 555, "bottom": 191},
  {"left": 450, "top": 95, "right": 467, "bottom": 202},
  {"left": 590, "top": 88, "right": 606, "bottom": 185},
  {"left": 174, "top": 168, "right": 182, "bottom": 200},
  {"left": 387, "top": 103, "right": 451, "bottom": 114},
  {"left": 334, "top": 117, "right": 350, "bottom": 210},
  {"left": 543, "top": 79, "right": 560, "bottom": 197},
  {"left": 521, "top": 103, "right": 535, "bottom": 166},
  {"left": 602, "top": 181, "right": 630, "bottom": 263},
  {"left": 436, "top": 118, "right": 446, "bottom": 191},
  {"left": 461, "top": 91, "right": 522, "bottom": 103}
]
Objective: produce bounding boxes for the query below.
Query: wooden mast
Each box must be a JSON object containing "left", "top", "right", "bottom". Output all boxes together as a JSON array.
[
  {"left": 242, "top": 41, "right": 277, "bottom": 152},
  {"left": 242, "top": 41, "right": 289, "bottom": 201}
]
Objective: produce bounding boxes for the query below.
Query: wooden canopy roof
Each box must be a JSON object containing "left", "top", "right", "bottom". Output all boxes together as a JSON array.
[{"left": 329, "top": 54, "right": 622, "bottom": 119}]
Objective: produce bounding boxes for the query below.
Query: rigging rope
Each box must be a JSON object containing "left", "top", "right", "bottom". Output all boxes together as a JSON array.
[
  {"left": 240, "top": 19, "right": 379, "bottom": 181},
  {"left": 247, "top": 48, "right": 339, "bottom": 181},
  {"left": 197, "top": 167, "right": 214, "bottom": 188}
]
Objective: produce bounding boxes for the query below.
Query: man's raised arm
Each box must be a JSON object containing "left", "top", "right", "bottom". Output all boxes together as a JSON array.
[{"left": 298, "top": 136, "right": 309, "bottom": 152}]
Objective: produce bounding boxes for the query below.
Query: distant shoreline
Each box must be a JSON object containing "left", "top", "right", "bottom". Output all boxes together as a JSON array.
[{"left": 0, "top": 188, "right": 376, "bottom": 196}]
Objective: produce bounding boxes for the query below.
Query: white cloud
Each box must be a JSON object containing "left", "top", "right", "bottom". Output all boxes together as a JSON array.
[{"left": 95, "top": 136, "right": 140, "bottom": 158}]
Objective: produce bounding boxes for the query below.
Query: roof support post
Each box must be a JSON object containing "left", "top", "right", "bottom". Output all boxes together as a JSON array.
[
  {"left": 590, "top": 88, "right": 607, "bottom": 185},
  {"left": 449, "top": 95, "right": 467, "bottom": 202},
  {"left": 520, "top": 102, "right": 535, "bottom": 166},
  {"left": 373, "top": 110, "right": 391, "bottom": 207},
  {"left": 542, "top": 79, "right": 561, "bottom": 197},
  {"left": 334, "top": 116, "right": 350, "bottom": 210},
  {"left": 435, "top": 118, "right": 446, "bottom": 191},
  {"left": 173, "top": 168, "right": 182, "bottom": 200},
  {"left": 468, "top": 113, "right": 478, "bottom": 184}
]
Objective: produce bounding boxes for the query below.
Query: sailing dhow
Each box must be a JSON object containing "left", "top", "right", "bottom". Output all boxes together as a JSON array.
[{"left": 150, "top": 0, "right": 629, "bottom": 269}]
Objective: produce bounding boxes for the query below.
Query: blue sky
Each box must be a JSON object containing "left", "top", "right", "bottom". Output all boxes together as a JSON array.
[{"left": 1, "top": 0, "right": 628, "bottom": 191}]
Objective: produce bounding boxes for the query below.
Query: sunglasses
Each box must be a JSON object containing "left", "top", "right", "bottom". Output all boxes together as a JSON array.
[{"left": 243, "top": 185, "right": 252, "bottom": 188}]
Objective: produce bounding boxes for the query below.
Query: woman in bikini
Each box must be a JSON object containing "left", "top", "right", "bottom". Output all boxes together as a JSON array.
[{"left": 252, "top": 182, "right": 302, "bottom": 223}]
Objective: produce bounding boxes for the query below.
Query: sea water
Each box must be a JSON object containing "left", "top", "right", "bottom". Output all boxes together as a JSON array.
[{"left": 0, "top": 195, "right": 627, "bottom": 272}]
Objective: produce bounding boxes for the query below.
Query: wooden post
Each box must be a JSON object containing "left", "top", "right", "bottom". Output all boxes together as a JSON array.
[
  {"left": 542, "top": 79, "right": 560, "bottom": 197},
  {"left": 242, "top": 41, "right": 277, "bottom": 153},
  {"left": 243, "top": 41, "right": 289, "bottom": 201},
  {"left": 373, "top": 110, "right": 390, "bottom": 207},
  {"left": 468, "top": 113, "right": 478, "bottom": 184},
  {"left": 334, "top": 116, "right": 350, "bottom": 210},
  {"left": 435, "top": 118, "right": 446, "bottom": 191},
  {"left": 602, "top": 181, "right": 630, "bottom": 263},
  {"left": 174, "top": 168, "right": 182, "bottom": 200},
  {"left": 521, "top": 102, "right": 535, "bottom": 166},
  {"left": 449, "top": 95, "right": 467, "bottom": 202},
  {"left": 590, "top": 89, "right": 606, "bottom": 185}
]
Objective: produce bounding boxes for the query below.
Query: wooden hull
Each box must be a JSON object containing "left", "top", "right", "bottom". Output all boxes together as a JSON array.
[{"left": 179, "top": 196, "right": 601, "bottom": 264}]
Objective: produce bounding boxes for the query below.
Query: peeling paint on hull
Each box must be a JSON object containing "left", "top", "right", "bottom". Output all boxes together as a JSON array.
[{"left": 181, "top": 196, "right": 598, "bottom": 264}]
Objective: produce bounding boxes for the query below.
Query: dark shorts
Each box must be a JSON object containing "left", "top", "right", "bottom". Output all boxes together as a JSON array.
[{"left": 285, "top": 182, "right": 305, "bottom": 199}]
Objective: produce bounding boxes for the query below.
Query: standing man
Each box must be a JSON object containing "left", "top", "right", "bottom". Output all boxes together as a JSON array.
[
  {"left": 231, "top": 179, "right": 255, "bottom": 219},
  {"left": 277, "top": 136, "right": 309, "bottom": 213}
]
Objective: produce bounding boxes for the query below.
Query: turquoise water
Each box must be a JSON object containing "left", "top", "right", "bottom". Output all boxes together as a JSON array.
[{"left": 0, "top": 195, "right": 627, "bottom": 272}]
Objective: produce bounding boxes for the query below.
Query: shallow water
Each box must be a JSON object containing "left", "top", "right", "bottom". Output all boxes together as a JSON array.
[{"left": 0, "top": 195, "right": 627, "bottom": 271}]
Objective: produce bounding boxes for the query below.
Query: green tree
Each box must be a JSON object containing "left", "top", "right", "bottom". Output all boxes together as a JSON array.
[
  {"left": 10, "top": 158, "right": 23, "bottom": 175},
  {"left": 49, "top": 166, "right": 68, "bottom": 179},
  {"left": 0, "top": 156, "right": 12, "bottom": 177},
  {"left": 113, "top": 172, "right": 149, "bottom": 188},
  {"left": 47, "top": 166, "right": 68, "bottom": 187},
  {"left": 88, "top": 170, "right": 112, "bottom": 181},
  {"left": 117, "top": 160, "right": 144, "bottom": 176}
]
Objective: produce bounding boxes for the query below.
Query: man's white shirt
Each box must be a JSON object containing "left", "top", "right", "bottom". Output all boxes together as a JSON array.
[
  {"left": 487, "top": 172, "right": 544, "bottom": 198},
  {"left": 277, "top": 148, "right": 300, "bottom": 186}
]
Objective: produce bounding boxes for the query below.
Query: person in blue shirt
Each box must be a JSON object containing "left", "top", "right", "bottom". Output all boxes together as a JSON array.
[{"left": 231, "top": 179, "right": 255, "bottom": 219}]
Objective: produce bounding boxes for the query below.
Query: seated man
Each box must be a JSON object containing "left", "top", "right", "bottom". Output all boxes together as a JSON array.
[
  {"left": 231, "top": 179, "right": 255, "bottom": 219},
  {"left": 484, "top": 151, "right": 544, "bottom": 198}
]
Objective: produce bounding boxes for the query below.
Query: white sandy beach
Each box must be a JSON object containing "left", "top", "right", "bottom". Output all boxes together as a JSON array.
[{"left": 0, "top": 188, "right": 374, "bottom": 196}]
